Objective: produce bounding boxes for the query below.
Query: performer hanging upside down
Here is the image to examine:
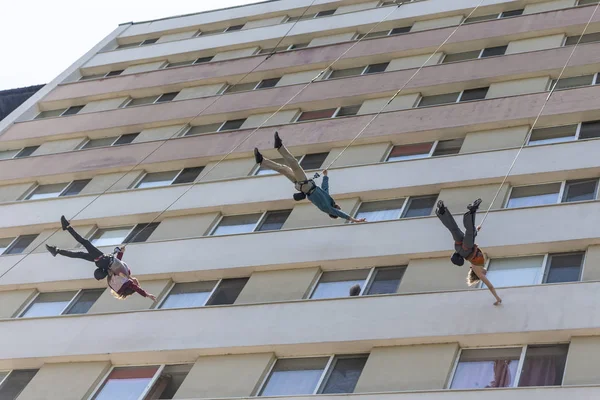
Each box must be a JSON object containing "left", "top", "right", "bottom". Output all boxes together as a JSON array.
[
  {"left": 435, "top": 199, "right": 502, "bottom": 306},
  {"left": 254, "top": 132, "right": 366, "bottom": 223},
  {"left": 45, "top": 216, "right": 156, "bottom": 301}
]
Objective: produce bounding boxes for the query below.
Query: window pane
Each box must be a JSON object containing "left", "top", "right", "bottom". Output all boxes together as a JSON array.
[
  {"left": 81, "top": 73, "right": 106, "bottom": 81},
  {"left": 0, "top": 370, "right": 39, "bottom": 399},
  {"left": 61, "top": 179, "right": 91, "bottom": 197},
  {"left": 113, "top": 133, "right": 139, "bottom": 145},
  {"left": 21, "top": 292, "right": 77, "bottom": 318},
  {"left": 156, "top": 92, "right": 179, "bottom": 103},
  {"left": 300, "top": 153, "right": 328, "bottom": 170},
  {"left": 553, "top": 75, "right": 594, "bottom": 90},
  {"left": 578, "top": 120, "right": 600, "bottom": 139},
  {"left": 336, "top": 105, "right": 361, "bottom": 117},
  {"left": 220, "top": 119, "right": 246, "bottom": 131},
  {"left": 366, "top": 266, "right": 405, "bottom": 295},
  {"left": 451, "top": 348, "right": 521, "bottom": 389},
  {"left": 93, "top": 366, "right": 158, "bottom": 400},
  {"left": 579, "top": 0, "right": 600, "bottom": 4},
  {"left": 225, "top": 24, "right": 244, "bottom": 31},
  {"left": 166, "top": 60, "right": 195, "bottom": 68},
  {"left": 432, "top": 138, "right": 464, "bottom": 156},
  {"left": 173, "top": 167, "right": 204, "bottom": 184},
  {"left": 126, "top": 96, "right": 159, "bottom": 107},
  {"left": 418, "top": 92, "right": 460, "bottom": 107},
  {"left": 311, "top": 270, "right": 370, "bottom": 299},
  {"left": 443, "top": 50, "right": 481, "bottom": 63},
  {"left": 225, "top": 82, "right": 259, "bottom": 93},
  {"left": 329, "top": 67, "right": 365, "bottom": 80},
  {"left": 464, "top": 14, "right": 498, "bottom": 23},
  {"left": 518, "top": 345, "right": 568, "bottom": 387},
  {"left": 480, "top": 45, "right": 508, "bottom": 58},
  {"left": 91, "top": 227, "right": 133, "bottom": 247},
  {"left": 289, "top": 43, "right": 310, "bottom": 49},
  {"left": 260, "top": 358, "right": 329, "bottom": 396},
  {"left": 402, "top": 195, "right": 437, "bottom": 218},
  {"left": 118, "top": 42, "right": 141, "bottom": 49},
  {"left": 186, "top": 123, "right": 223, "bottom": 136},
  {"left": 0, "top": 237, "right": 15, "bottom": 255},
  {"left": 356, "top": 199, "right": 405, "bottom": 222},
  {"left": 501, "top": 9, "right": 523, "bottom": 17},
  {"left": 106, "top": 70, "right": 124, "bottom": 77},
  {"left": 298, "top": 109, "right": 337, "bottom": 122},
  {"left": 147, "top": 364, "right": 193, "bottom": 400},
  {"left": 259, "top": 46, "right": 289, "bottom": 54},
  {"left": 0, "top": 149, "right": 20, "bottom": 160},
  {"left": 257, "top": 210, "right": 292, "bottom": 232},
  {"left": 212, "top": 214, "right": 262, "bottom": 236},
  {"left": 565, "top": 32, "right": 600, "bottom": 45},
  {"left": 364, "top": 62, "right": 389, "bottom": 74},
  {"left": 321, "top": 356, "right": 368, "bottom": 394},
  {"left": 194, "top": 56, "right": 214, "bottom": 64},
  {"left": 62, "top": 106, "right": 84, "bottom": 116},
  {"left": 5, "top": 235, "right": 37, "bottom": 255},
  {"left": 529, "top": 124, "right": 578, "bottom": 145},
  {"left": 124, "top": 222, "right": 160, "bottom": 243},
  {"left": 257, "top": 78, "right": 281, "bottom": 89},
  {"left": 507, "top": 183, "right": 561, "bottom": 208},
  {"left": 563, "top": 179, "right": 597, "bottom": 202},
  {"left": 316, "top": 9, "right": 336, "bottom": 17},
  {"left": 460, "top": 87, "right": 489, "bottom": 102},
  {"left": 64, "top": 289, "right": 104, "bottom": 315},
  {"left": 545, "top": 253, "right": 584, "bottom": 284},
  {"left": 36, "top": 109, "right": 64, "bottom": 119},
  {"left": 485, "top": 256, "right": 545, "bottom": 288},
  {"left": 81, "top": 137, "right": 117, "bottom": 149},
  {"left": 361, "top": 31, "right": 388, "bottom": 39},
  {"left": 206, "top": 277, "right": 248, "bottom": 305},
  {"left": 141, "top": 38, "right": 159, "bottom": 45},
  {"left": 15, "top": 146, "right": 39, "bottom": 158},
  {"left": 390, "top": 26, "right": 411, "bottom": 35},
  {"left": 387, "top": 142, "right": 433, "bottom": 161},
  {"left": 136, "top": 171, "right": 179, "bottom": 189},
  {"left": 160, "top": 281, "right": 217, "bottom": 309},
  {"left": 26, "top": 183, "right": 68, "bottom": 200}
]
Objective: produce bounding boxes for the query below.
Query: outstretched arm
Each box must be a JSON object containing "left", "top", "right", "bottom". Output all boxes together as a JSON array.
[
  {"left": 471, "top": 265, "right": 502, "bottom": 306},
  {"left": 321, "top": 171, "right": 330, "bottom": 194},
  {"left": 129, "top": 280, "right": 156, "bottom": 301}
]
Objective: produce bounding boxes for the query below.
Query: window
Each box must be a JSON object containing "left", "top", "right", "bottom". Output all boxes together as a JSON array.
[
  {"left": 256, "top": 210, "right": 292, "bottom": 231},
  {"left": 501, "top": 9, "right": 524, "bottom": 17},
  {"left": 205, "top": 277, "right": 248, "bottom": 305},
  {"left": 356, "top": 199, "right": 406, "bottom": 222},
  {"left": 90, "top": 227, "right": 134, "bottom": 247},
  {"left": 565, "top": 32, "right": 600, "bottom": 46},
  {"left": 211, "top": 214, "right": 263, "bottom": 236},
  {"left": 125, "top": 92, "right": 179, "bottom": 107},
  {"left": 61, "top": 105, "right": 85, "bottom": 116},
  {"left": 136, "top": 171, "right": 180, "bottom": 189},
  {"left": 124, "top": 222, "right": 161, "bottom": 243},
  {"left": 552, "top": 74, "right": 596, "bottom": 90},
  {"left": 417, "top": 87, "right": 488, "bottom": 107},
  {"left": 225, "top": 24, "right": 245, "bottom": 32},
  {"left": 36, "top": 106, "right": 84, "bottom": 119},
  {"left": 335, "top": 105, "right": 361, "bottom": 117},
  {"left": 14, "top": 146, "right": 39, "bottom": 158},
  {"left": 464, "top": 9, "right": 523, "bottom": 23},
  {"left": 185, "top": 123, "right": 223, "bottom": 136},
  {"left": 0, "top": 369, "right": 39, "bottom": 399},
  {"left": 289, "top": 43, "right": 310, "bottom": 50},
  {"left": 443, "top": 46, "right": 507, "bottom": 63},
  {"left": 311, "top": 270, "right": 370, "bottom": 299},
  {"left": 80, "top": 70, "right": 124, "bottom": 80},
  {"left": 364, "top": 266, "right": 405, "bottom": 295},
  {"left": 165, "top": 60, "right": 194, "bottom": 68},
  {"left": 544, "top": 253, "right": 584, "bottom": 284},
  {"left": 257, "top": 78, "right": 280, "bottom": 89},
  {"left": 315, "top": 9, "right": 336, "bottom": 17},
  {"left": 173, "top": 167, "right": 204, "bottom": 184},
  {"left": 386, "top": 139, "right": 462, "bottom": 161},
  {"left": 506, "top": 183, "right": 561, "bottom": 208},
  {"left": 528, "top": 124, "right": 578, "bottom": 145},
  {"left": 357, "top": 30, "right": 389, "bottom": 39},
  {"left": 0, "top": 149, "right": 21, "bottom": 160},
  {"left": 25, "top": 179, "right": 90, "bottom": 200},
  {"left": 225, "top": 82, "right": 259, "bottom": 93},
  {"left": 259, "top": 46, "right": 289, "bottom": 54},
  {"left": 63, "top": 289, "right": 104, "bottom": 315},
  {"left": 20, "top": 291, "right": 78, "bottom": 318},
  {"left": 459, "top": 87, "right": 489, "bottom": 101},
  {"left": 300, "top": 152, "right": 328, "bottom": 170},
  {"left": 154, "top": 92, "right": 179, "bottom": 103},
  {"left": 485, "top": 256, "right": 545, "bottom": 288},
  {"left": 432, "top": 138, "right": 464, "bottom": 156},
  {"left": 220, "top": 119, "right": 246, "bottom": 131},
  {"left": 160, "top": 281, "right": 217, "bottom": 309},
  {"left": 390, "top": 26, "right": 411, "bottom": 35},
  {"left": 297, "top": 108, "right": 337, "bottom": 122},
  {"left": 364, "top": 62, "right": 389, "bottom": 74},
  {"left": 451, "top": 344, "right": 568, "bottom": 389},
  {"left": 481, "top": 45, "right": 508, "bottom": 58},
  {"left": 117, "top": 38, "right": 158, "bottom": 49},
  {"left": 92, "top": 366, "right": 160, "bottom": 400},
  {"left": 579, "top": 0, "right": 600, "bottom": 5},
  {"left": 61, "top": 179, "right": 92, "bottom": 197},
  {"left": 563, "top": 179, "right": 598, "bottom": 202},
  {"left": 327, "top": 63, "right": 389, "bottom": 79},
  {"left": 194, "top": 56, "right": 214, "bottom": 64},
  {"left": 1, "top": 235, "right": 38, "bottom": 255},
  {"left": 578, "top": 120, "right": 600, "bottom": 139},
  {"left": 146, "top": 364, "right": 193, "bottom": 399},
  {"left": 401, "top": 195, "right": 437, "bottom": 218}
]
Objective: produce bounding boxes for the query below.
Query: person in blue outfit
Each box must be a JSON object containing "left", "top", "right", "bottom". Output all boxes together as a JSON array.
[{"left": 254, "top": 132, "right": 366, "bottom": 223}]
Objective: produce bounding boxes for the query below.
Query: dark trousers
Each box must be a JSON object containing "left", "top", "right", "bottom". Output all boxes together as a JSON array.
[
  {"left": 436, "top": 206, "right": 477, "bottom": 258},
  {"left": 58, "top": 227, "right": 104, "bottom": 263}
]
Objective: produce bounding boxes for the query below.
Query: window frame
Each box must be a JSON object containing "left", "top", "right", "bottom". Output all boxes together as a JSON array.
[
  {"left": 295, "top": 105, "right": 361, "bottom": 122},
  {"left": 442, "top": 46, "right": 508, "bottom": 63},
  {"left": 504, "top": 181, "right": 565, "bottom": 209},
  {"left": 209, "top": 210, "right": 290, "bottom": 236},
  {"left": 133, "top": 168, "right": 194, "bottom": 189},
  {"left": 417, "top": 87, "right": 488, "bottom": 107},
  {"left": 23, "top": 182, "right": 70, "bottom": 201},
  {"left": 325, "top": 62, "right": 389, "bottom": 80},
  {"left": 88, "top": 364, "right": 166, "bottom": 400},
  {"left": 156, "top": 279, "right": 221, "bottom": 310},
  {"left": 17, "top": 290, "right": 82, "bottom": 318},
  {"left": 0, "top": 234, "right": 37, "bottom": 256},
  {"left": 550, "top": 73, "right": 599, "bottom": 91},
  {"left": 562, "top": 178, "right": 600, "bottom": 203},
  {"left": 88, "top": 225, "right": 137, "bottom": 247},
  {"left": 384, "top": 138, "right": 463, "bottom": 162},
  {"left": 542, "top": 252, "right": 586, "bottom": 284},
  {"left": 354, "top": 198, "right": 408, "bottom": 222},
  {"left": 122, "top": 90, "right": 177, "bottom": 108},
  {"left": 78, "top": 133, "right": 138, "bottom": 150}
]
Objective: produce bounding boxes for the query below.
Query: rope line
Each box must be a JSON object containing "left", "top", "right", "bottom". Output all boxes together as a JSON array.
[{"left": 478, "top": 1, "right": 600, "bottom": 229}]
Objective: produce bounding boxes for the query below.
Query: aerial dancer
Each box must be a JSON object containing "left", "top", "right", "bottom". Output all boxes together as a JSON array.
[
  {"left": 254, "top": 132, "right": 366, "bottom": 223},
  {"left": 46, "top": 216, "right": 157, "bottom": 301},
  {"left": 435, "top": 199, "right": 502, "bottom": 306}
]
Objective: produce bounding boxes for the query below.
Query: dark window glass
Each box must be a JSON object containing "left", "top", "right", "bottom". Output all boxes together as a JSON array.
[
  {"left": 300, "top": 152, "right": 328, "bottom": 170},
  {"left": 124, "top": 222, "right": 160, "bottom": 243},
  {"left": 321, "top": 356, "right": 368, "bottom": 394},
  {"left": 501, "top": 9, "right": 524, "bottom": 17},
  {"left": 5, "top": 235, "right": 38, "bottom": 255},
  {"left": 579, "top": 120, "right": 600, "bottom": 139},
  {"left": 563, "top": 179, "right": 597, "bottom": 202},
  {"left": 402, "top": 195, "right": 437, "bottom": 218},
  {"left": 565, "top": 32, "right": 600, "bottom": 46},
  {"left": 387, "top": 142, "right": 433, "bottom": 161},
  {"left": 0, "top": 369, "right": 39, "bottom": 399},
  {"left": 364, "top": 62, "right": 389, "bottom": 74},
  {"left": 220, "top": 119, "right": 246, "bottom": 131},
  {"left": 257, "top": 78, "right": 281, "bottom": 89},
  {"left": 64, "top": 289, "right": 104, "bottom": 315},
  {"left": 298, "top": 109, "right": 337, "bottom": 122},
  {"left": 62, "top": 105, "right": 84, "bottom": 116},
  {"left": 544, "top": 253, "right": 584, "bottom": 284},
  {"left": 390, "top": 26, "right": 411, "bottom": 35},
  {"left": 206, "top": 278, "right": 248, "bottom": 305},
  {"left": 336, "top": 105, "right": 361, "bottom": 117},
  {"left": 61, "top": 179, "right": 91, "bottom": 197},
  {"left": 315, "top": 9, "right": 336, "bottom": 17},
  {"left": 141, "top": 38, "right": 159, "bottom": 45},
  {"left": 225, "top": 24, "right": 245, "bottom": 31},
  {"left": 432, "top": 138, "right": 464, "bottom": 156},
  {"left": 113, "top": 133, "right": 139, "bottom": 145},
  {"left": 106, "top": 70, "right": 124, "bottom": 77},
  {"left": 481, "top": 45, "right": 507, "bottom": 58},
  {"left": 14, "top": 146, "right": 39, "bottom": 158},
  {"left": 459, "top": 87, "right": 489, "bottom": 102},
  {"left": 518, "top": 345, "right": 568, "bottom": 387},
  {"left": 257, "top": 210, "right": 292, "bottom": 232},
  {"left": 173, "top": 167, "right": 204, "bottom": 185},
  {"left": 194, "top": 56, "right": 214, "bottom": 64},
  {"left": 146, "top": 364, "right": 193, "bottom": 399},
  {"left": 366, "top": 266, "right": 406, "bottom": 295},
  {"left": 156, "top": 92, "right": 179, "bottom": 103}
]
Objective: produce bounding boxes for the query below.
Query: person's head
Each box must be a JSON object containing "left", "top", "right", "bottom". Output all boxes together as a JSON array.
[
  {"left": 110, "top": 286, "right": 135, "bottom": 300},
  {"left": 466, "top": 267, "right": 481, "bottom": 286},
  {"left": 451, "top": 252, "right": 465, "bottom": 266},
  {"left": 349, "top": 284, "right": 361, "bottom": 296},
  {"left": 94, "top": 268, "right": 108, "bottom": 281},
  {"left": 293, "top": 192, "right": 306, "bottom": 201}
]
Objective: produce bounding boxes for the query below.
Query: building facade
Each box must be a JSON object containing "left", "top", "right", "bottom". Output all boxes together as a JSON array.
[{"left": 0, "top": 0, "right": 600, "bottom": 398}]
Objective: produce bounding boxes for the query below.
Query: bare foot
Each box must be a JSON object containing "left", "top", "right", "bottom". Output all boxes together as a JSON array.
[{"left": 493, "top": 299, "right": 502, "bottom": 306}]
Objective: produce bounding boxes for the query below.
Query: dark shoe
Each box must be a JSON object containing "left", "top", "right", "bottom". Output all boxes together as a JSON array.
[
  {"left": 436, "top": 200, "right": 446, "bottom": 215},
  {"left": 60, "top": 215, "right": 70, "bottom": 231},
  {"left": 349, "top": 284, "right": 361, "bottom": 296},
  {"left": 274, "top": 131, "right": 282, "bottom": 149},
  {"left": 467, "top": 198, "right": 482, "bottom": 213},
  {"left": 46, "top": 244, "right": 58, "bottom": 257},
  {"left": 254, "top": 148, "right": 263, "bottom": 164}
]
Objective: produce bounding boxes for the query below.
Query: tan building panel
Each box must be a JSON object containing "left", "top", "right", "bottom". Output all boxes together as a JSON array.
[
  {"left": 461, "top": 126, "right": 530, "bottom": 153},
  {"left": 582, "top": 245, "right": 600, "bottom": 281},
  {"left": 174, "top": 353, "right": 274, "bottom": 399},
  {"left": 387, "top": 53, "right": 444, "bottom": 71},
  {"left": 243, "top": 16, "right": 287, "bottom": 30},
  {"left": 282, "top": 198, "right": 360, "bottom": 229},
  {"left": 241, "top": 110, "right": 300, "bottom": 129},
  {"left": 16, "top": 361, "right": 110, "bottom": 400},
  {"left": 357, "top": 93, "right": 420, "bottom": 114},
  {"left": 0, "top": 183, "right": 36, "bottom": 204},
  {"left": 335, "top": 1, "right": 380, "bottom": 14},
  {"left": 148, "top": 213, "right": 220, "bottom": 241},
  {"left": 323, "top": 142, "right": 391, "bottom": 168},
  {"left": 235, "top": 267, "right": 320, "bottom": 304},
  {"left": 26, "top": 225, "right": 96, "bottom": 254},
  {"left": 199, "top": 158, "right": 256, "bottom": 181},
  {"left": 506, "top": 34, "right": 565, "bottom": 55},
  {"left": 157, "top": 31, "right": 197, "bottom": 44},
  {"left": 563, "top": 336, "right": 599, "bottom": 385},
  {"left": 523, "top": 0, "right": 577, "bottom": 14},
  {"left": 212, "top": 47, "right": 259, "bottom": 62},
  {"left": 79, "top": 97, "right": 129, "bottom": 114},
  {"left": 122, "top": 61, "right": 166, "bottom": 75},
  {"left": 436, "top": 184, "right": 509, "bottom": 215},
  {"left": 79, "top": 171, "right": 145, "bottom": 195},
  {"left": 354, "top": 343, "right": 459, "bottom": 392},
  {"left": 134, "top": 125, "right": 187, "bottom": 143},
  {"left": 0, "top": 289, "right": 36, "bottom": 319},
  {"left": 87, "top": 279, "right": 171, "bottom": 313},
  {"left": 411, "top": 15, "right": 463, "bottom": 32},
  {"left": 33, "top": 138, "right": 86, "bottom": 156},
  {"left": 276, "top": 69, "right": 324, "bottom": 86},
  {"left": 486, "top": 77, "right": 550, "bottom": 99},
  {"left": 399, "top": 258, "right": 473, "bottom": 294},
  {"left": 173, "top": 84, "right": 227, "bottom": 101},
  {"left": 309, "top": 32, "right": 357, "bottom": 47}
]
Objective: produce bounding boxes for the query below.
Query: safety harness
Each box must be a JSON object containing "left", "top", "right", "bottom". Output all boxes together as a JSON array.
[{"left": 293, "top": 173, "right": 321, "bottom": 199}]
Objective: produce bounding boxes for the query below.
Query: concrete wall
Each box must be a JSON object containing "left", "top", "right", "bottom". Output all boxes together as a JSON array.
[
  {"left": 335, "top": 1, "right": 380, "bottom": 15},
  {"left": 582, "top": 245, "right": 600, "bottom": 282},
  {"left": 157, "top": 31, "right": 197, "bottom": 44},
  {"left": 399, "top": 258, "right": 472, "bottom": 294},
  {"left": 241, "top": 110, "right": 300, "bottom": 128},
  {"left": 523, "top": 0, "right": 577, "bottom": 14},
  {"left": 134, "top": 125, "right": 187, "bottom": 142},
  {"left": 386, "top": 53, "right": 444, "bottom": 71},
  {"left": 235, "top": 267, "right": 320, "bottom": 304},
  {"left": 563, "top": 336, "right": 600, "bottom": 385},
  {"left": 357, "top": 94, "right": 419, "bottom": 114},
  {"left": 309, "top": 33, "right": 357, "bottom": 47},
  {"left": 79, "top": 171, "right": 145, "bottom": 195},
  {"left": 212, "top": 47, "right": 259, "bottom": 61},
  {"left": 0, "top": 183, "right": 35, "bottom": 203},
  {"left": 200, "top": 158, "right": 256, "bottom": 181},
  {"left": 148, "top": 213, "right": 220, "bottom": 241},
  {"left": 486, "top": 77, "right": 550, "bottom": 99},
  {"left": 0, "top": 289, "right": 36, "bottom": 319},
  {"left": 173, "top": 84, "right": 227, "bottom": 101},
  {"left": 33, "top": 138, "right": 86, "bottom": 156},
  {"left": 506, "top": 34, "right": 565, "bottom": 55},
  {"left": 277, "top": 69, "right": 324, "bottom": 86},
  {"left": 410, "top": 15, "right": 463, "bottom": 32},
  {"left": 79, "top": 97, "right": 129, "bottom": 114},
  {"left": 461, "top": 126, "right": 530, "bottom": 153},
  {"left": 436, "top": 183, "right": 509, "bottom": 214},
  {"left": 243, "top": 16, "right": 287, "bottom": 30},
  {"left": 323, "top": 142, "right": 390, "bottom": 168},
  {"left": 122, "top": 61, "right": 166, "bottom": 75}
]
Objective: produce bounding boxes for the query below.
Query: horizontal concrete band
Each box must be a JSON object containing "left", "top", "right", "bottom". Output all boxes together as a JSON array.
[
  {"left": 0, "top": 200, "right": 598, "bottom": 287},
  {"left": 43, "top": 5, "right": 598, "bottom": 105},
  {"left": 0, "top": 281, "right": 597, "bottom": 363}
]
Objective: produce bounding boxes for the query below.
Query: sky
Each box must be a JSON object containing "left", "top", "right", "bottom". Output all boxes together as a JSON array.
[{"left": 0, "top": 0, "right": 258, "bottom": 90}]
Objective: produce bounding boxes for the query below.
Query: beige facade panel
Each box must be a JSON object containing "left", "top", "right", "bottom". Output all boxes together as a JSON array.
[
  {"left": 335, "top": 1, "right": 380, "bottom": 14},
  {"left": 173, "top": 84, "right": 227, "bottom": 101},
  {"left": 241, "top": 110, "right": 300, "bottom": 129},
  {"left": 156, "top": 31, "right": 197, "bottom": 44},
  {"left": 122, "top": 61, "right": 166, "bottom": 75},
  {"left": 199, "top": 158, "right": 256, "bottom": 181},
  {"left": 436, "top": 183, "right": 509, "bottom": 215},
  {"left": 486, "top": 77, "right": 550, "bottom": 99},
  {"left": 506, "top": 34, "right": 565, "bottom": 55},
  {"left": 0, "top": 289, "right": 35, "bottom": 319},
  {"left": 308, "top": 32, "right": 357, "bottom": 47},
  {"left": 399, "top": 258, "right": 472, "bottom": 294},
  {"left": 79, "top": 171, "right": 145, "bottom": 195},
  {"left": 582, "top": 245, "right": 600, "bottom": 282},
  {"left": 563, "top": 336, "right": 600, "bottom": 385},
  {"left": 282, "top": 197, "right": 360, "bottom": 229},
  {"left": 276, "top": 69, "right": 324, "bottom": 86},
  {"left": 235, "top": 267, "right": 320, "bottom": 304},
  {"left": 523, "top": 0, "right": 577, "bottom": 14},
  {"left": 323, "top": 142, "right": 390, "bottom": 168},
  {"left": 355, "top": 343, "right": 458, "bottom": 392},
  {"left": 357, "top": 94, "right": 420, "bottom": 114},
  {"left": 87, "top": 279, "right": 170, "bottom": 313},
  {"left": 32, "top": 138, "right": 86, "bottom": 156},
  {"left": 386, "top": 53, "right": 444, "bottom": 72},
  {"left": 16, "top": 361, "right": 110, "bottom": 400},
  {"left": 79, "top": 97, "right": 129, "bottom": 114},
  {"left": 243, "top": 16, "right": 287, "bottom": 30},
  {"left": 147, "top": 213, "right": 220, "bottom": 241},
  {"left": 212, "top": 47, "right": 259, "bottom": 62},
  {"left": 0, "top": 182, "right": 35, "bottom": 204},
  {"left": 410, "top": 15, "right": 463, "bottom": 32},
  {"left": 460, "top": 126, "right": 530, "bottom": 153},
  {"left": 26, "top": 226, "right": 95, "bottom": 255},
  {"left": 174, "top": 353, "right": 274, "bottom": 399},
  {"left": 134, "top": 125, "right": 187, "bottom": 143}
]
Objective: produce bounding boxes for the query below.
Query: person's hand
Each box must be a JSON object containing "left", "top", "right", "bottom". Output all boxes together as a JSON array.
[
  {"left": 352, "top": 218, "right": 366, "bottom": 223},
  {"left": 148, "top": 294, "right": 157, "bottom": 301},
  {"left": 477, "top": 225, "right": 482, "bottom": 232},
  {"left": 322, "top": 169, "right": 328, "bottom": 176}
]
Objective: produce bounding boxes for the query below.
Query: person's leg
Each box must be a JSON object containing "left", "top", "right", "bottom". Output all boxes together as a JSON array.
[
  {"left": 435, "top": 201, "right": 464, "bottom": 242},
  {"left": 66, "top": 227, "right": 103, "bottom": 259},
  {"left": 462, "top": 199, "right": 481, "bottom": 250},
  {"left": 56, "top": 249, "right": 96, "bottom": 262},
  {"left": 260, "top": 156, "right": 297, "bottom": 183},
  {"left": 275, "top": 133, "right": 308, "bottom": 182}
]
